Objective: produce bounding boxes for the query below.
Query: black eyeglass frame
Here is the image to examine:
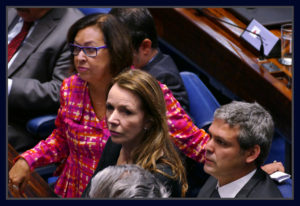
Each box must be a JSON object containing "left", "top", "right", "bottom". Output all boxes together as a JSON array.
[{"left": 69, "top": 43, "right": 107, "bottom": 57}]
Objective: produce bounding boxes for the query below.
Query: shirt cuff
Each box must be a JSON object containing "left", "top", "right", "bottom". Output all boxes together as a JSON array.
[
  {"left": 8, "top": 78, "right": 12, "bottom": 95},
  {"left": 19, "top": 152, "right": 36, "bottom": 171}
]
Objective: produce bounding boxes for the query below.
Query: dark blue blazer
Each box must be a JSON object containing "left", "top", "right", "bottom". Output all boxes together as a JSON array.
[{"left": 142, "top": 50, "right": 189, "bottom": 113}]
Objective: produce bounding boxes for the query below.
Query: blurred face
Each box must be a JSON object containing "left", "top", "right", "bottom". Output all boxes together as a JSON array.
[
  {"left": 132, "top": 50, "right": 144, "bottom": 68},
  {"left": 16, "top": 8, "right": 51, "bottom": 22},
  {"left": 106, "top": 84, "right": 148, "bottom": 149},
  {"left": 204, "top": 118, "right": 248, "bottom": 186},
  {"left": 74, "top": 25, "right": 111, "bottom": 85}
]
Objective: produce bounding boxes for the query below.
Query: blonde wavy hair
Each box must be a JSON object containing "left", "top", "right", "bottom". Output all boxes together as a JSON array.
[{"left": 110, "top": 69, "right": 188, "bottom": 196}]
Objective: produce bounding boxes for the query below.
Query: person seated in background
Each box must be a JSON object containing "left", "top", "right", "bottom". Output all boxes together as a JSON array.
[
  {"left": 197, "top": 101, "right": 283, "bottom": 198},
  {"left": 8, "top": 8, "right": 84, "bottom": 152},
  {"left": 87, "top": 164, "right": 170, "bottom": 198},
  {"left": 109, "top": 8, "right": 190, "bottom": 113},
  {"left": 83, "top": 69, "right": 188, "bottom": 197}
]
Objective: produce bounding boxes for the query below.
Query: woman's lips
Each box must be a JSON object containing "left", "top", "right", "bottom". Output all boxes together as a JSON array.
[
  {"left": 205, "top": 157, "right": 215, "bottom": 164},
  {"left": 109, "top": 130, "right": 121, "bottom": 137},
  {"left": 77, "top": 67, "right": 89, "bottom": 72}
]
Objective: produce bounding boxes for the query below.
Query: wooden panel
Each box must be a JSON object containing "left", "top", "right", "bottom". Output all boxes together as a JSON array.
[{"left": 150, "top": 8, "right": 292, "bottom": 139}]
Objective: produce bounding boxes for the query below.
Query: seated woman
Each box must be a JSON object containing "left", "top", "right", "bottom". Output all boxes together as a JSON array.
[
  {"left": 83, "top": 69, "right": 188, "bottom": 197},
  {"left": 8, "top": 13, "right": 133, "bottom": 198},
  {"left": 87, "top": 164, "right": 170, "bottom": 198}
]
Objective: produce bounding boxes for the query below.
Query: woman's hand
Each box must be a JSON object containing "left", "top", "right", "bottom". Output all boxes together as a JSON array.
[
  {"left": 261, "top": 161, "right": 285, "bottom": 174},
  {"left": 9, "top": 158, "right": 31, "bottom": 195}
]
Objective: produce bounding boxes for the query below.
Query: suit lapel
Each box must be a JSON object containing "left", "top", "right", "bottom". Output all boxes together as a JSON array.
[
  {"left": 235, "top": 169, "right": 262, "bottom": 198},
  {"left": 197, "top": 176, "right": 218, "bottom": 197},
  {"left": 8, "top": 9, "right": 64, "bottom": 77},
  {"left": 7, "top": 8, "right": 18, "bottom": 29}
]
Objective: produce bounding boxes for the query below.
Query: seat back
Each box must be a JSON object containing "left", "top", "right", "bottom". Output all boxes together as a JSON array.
[
  {"left": 78, "top": 8, "right": 111, "bottom": 15},
  {"left": 180, "top": 71, "right": 220, "bottom": 129},
  {"left": 277, "top": 178, "right": 293, "bottom": 198},
  {"left": 26, "top": 114, "right": 57, "bottom": 138}
]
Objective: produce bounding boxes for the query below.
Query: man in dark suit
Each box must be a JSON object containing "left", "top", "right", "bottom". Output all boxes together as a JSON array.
[
  {"left": 197, "top": 101, "right": 283, "bottom": 198},
  {"left": 109, "top": 8, "right": 189, "bottom": 113},
  {"left": 7, "top": 8, "right": 84, "bottom": 152}
]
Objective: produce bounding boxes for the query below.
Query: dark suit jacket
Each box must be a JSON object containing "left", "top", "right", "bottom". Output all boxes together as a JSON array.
[
  {"left": 8, "top": 8, "right": 84, "bottom": 123},
  {"left": 197, "top": 168, "right": 283, "bottom": 198},
  {"left": 82, "top": 137, "right": 182, "bottom": 197},
  {"left": 142, "top": 50, "right": 190, "bottom": 113}
]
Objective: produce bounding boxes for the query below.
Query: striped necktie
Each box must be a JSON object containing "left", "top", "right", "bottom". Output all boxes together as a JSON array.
[{"left": 8, "top": 21, "right": 33, "bottom": 62}]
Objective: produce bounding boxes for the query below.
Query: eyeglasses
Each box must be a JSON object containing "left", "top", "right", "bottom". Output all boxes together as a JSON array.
[{"left": 69, "top": 44, "right": 107, "bottom": 57}]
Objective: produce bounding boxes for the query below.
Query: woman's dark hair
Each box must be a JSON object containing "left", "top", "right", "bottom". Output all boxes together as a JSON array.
[{"left": 67, "top": 13, "right": 133, "bottom": 76}]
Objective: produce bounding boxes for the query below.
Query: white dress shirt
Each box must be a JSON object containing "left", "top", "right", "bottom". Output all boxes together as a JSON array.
[{"left": 217, "top": 169, "right": 257, "bottom": 198}]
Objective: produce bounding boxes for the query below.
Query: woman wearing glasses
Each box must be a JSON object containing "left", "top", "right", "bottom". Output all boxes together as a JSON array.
[
  {"left": 9, "top": 13, "right": 209, "bottom": 198},
  {"left": 9, "top": 13, "right": 133, "bottom": 198}
]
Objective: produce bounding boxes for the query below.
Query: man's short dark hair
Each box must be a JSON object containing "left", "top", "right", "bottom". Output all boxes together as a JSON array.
[{"left": 110, "top": 8, "right": 158, "bottom": 51}]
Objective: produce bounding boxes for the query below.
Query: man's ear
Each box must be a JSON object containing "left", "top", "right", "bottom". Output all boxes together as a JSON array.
[
  {"left": 140, "top": 39, "right": 152, "bottom": 54},
  {"left": 245, "top": 144, "right": 261, "bottom": 164}
]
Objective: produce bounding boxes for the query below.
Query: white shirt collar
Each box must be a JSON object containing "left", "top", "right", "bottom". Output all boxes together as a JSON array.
[{"left": 217, "top": 169, "right": 257, "bottom": 198}]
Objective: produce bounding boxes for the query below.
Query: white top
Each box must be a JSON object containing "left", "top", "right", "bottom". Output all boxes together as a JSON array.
[{"left": 217, "top": 169, "right": 257, "bottom": 198}]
